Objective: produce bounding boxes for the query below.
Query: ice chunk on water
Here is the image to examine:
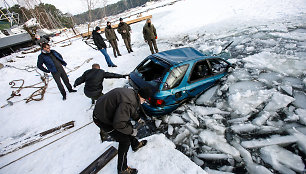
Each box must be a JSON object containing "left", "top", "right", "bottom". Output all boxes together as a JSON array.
[
  {"left": 196, "top": 85, "right": 219, "bottom": 105},
  {"left": 185, "top": 123, "right": 199, "bottom": 135},
  {"left": 230, "top": 123, "right": 258, "bottom": 134},
  {"left": 199, "top": 130, "right": 240, "bottom": 159},
  {"left": 174, "top": 129, "right": 190, "bottom": 144},
  {"left": 167, "top": 125, "right": 174, "bottom": 135},
  {"left": 228, "top": 89, "right": 275, "bottom": 115},
  {"left": 231, "top": 69, "right": 251, "bottom": 81},
  {"left": 228, "top": 81, "right": 264, "bottom": 94},
  {"left": 168, "top": 115, "right": 185, "bottom": 125},
  {"left": 243, "top": 52, "right": 306, "bottom": 76},
  {"left": 231, "top": 141, "right": 272, "bottom": 174},
  {"left": 186, "top": 110, "right": 200, "bottom": 127},
  {"left": 155, "top": 119, "right": 162, "bottom": 128},
  {"left": 201, "top": 117, "right": 226, "bottom": 135},
  {"left": 260, "top": 145, "right": 305, "bottom": 173},
  {"left": 205, "top": 167, "right": 235, "bottom": 174},
  {"left": 252, "top": 111, "right": 277, "bottom": 126},
  {"left": 293, "top": 91, "right": 306, "bottom": 109},
  {"left": 258, "top": 72, "right": 282, "bottom": 86},
  {"left": 245, "top": 46, "right": 255, "bottom": 52},
  {"left": 264, "top": 92, "right": 295, "bottom": 111},
  {"left": 191, "top": 106, "right": 230, "bottom": 116},
  {"left": 197, "top": 153, "right": 232, "bottom": 160},
  {"left": 282, "top": 77, "right": 304, "bottom": 89},
  {"left": 291, "top": 130, "right": 306, "bottom": 155},
  {"left": 241, "top": 135, "right": 297, "bottom": 149},
  {"left": 280, "top": 85, "right": 293, "bottom": 96},
  {"left": 295, "top": 109, "right": 306, "bottom": 125},
  {"left": 192, "top": 156, "right": 204, "bottom": 166}
]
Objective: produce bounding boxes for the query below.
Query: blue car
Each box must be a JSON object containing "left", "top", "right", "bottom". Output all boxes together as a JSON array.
[{"left": 129, "top": 47, "right": 232, "bottom": 116}]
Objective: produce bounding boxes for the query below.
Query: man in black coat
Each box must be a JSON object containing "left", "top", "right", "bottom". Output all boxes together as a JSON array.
[
  {"left": 93, "top": 87, "right": 153, "bottom": 174},
  {"left": 92, "top": 26, "right": 117, "bottom": 67},
  {"left": 73, "top": 63, "right": 127, "bottom": 104},
  {"left": 37, "top": 43, "right": 76, "bottom": 100}
]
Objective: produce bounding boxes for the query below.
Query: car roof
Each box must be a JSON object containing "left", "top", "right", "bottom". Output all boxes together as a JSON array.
[{"left": 152, "top": 47, "right": 206, "bottom": 65}]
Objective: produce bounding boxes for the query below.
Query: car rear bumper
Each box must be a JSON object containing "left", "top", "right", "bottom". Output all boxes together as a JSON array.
[{"left": 142, "top": 102, "right": 181, "bottom": 116}]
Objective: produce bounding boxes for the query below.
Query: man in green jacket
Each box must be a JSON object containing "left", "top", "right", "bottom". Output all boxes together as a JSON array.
[
  {"left": 105, "top": 21, "right": 122, "bottom": 58},
  {"left": 117, "top": 18, "right": 133, "bottom": 53},
  {"left": 143, "top": 18, "right": 158, "bottom": 54}
]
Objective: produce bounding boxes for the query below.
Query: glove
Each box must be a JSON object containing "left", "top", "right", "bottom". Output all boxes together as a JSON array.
[
  {"left": 155, "top": 36, "right": 158, "bottom": 39},
  {"left": 138, "top": 118, "right": 145, "bottom": 124},
  {"left": 131, "top": 129, "right": 138, "bottom": 137}
]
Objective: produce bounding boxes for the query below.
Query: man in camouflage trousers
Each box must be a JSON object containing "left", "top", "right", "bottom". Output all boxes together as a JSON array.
[{"left": 105, "top": 21, "right": 121, "bottom": 58}]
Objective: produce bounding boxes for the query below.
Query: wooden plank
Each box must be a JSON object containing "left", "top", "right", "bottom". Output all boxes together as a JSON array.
[{"left": 80, "top": 146, "right": 118, "bottom": 174}]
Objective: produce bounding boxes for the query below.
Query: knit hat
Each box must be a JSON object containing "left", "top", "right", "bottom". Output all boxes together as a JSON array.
[
  {"left": 95, "top": 26, "right": 100, "bottom": 31},
  {"left": 138, "top": 87, "right": 153, "bottom": 100},
  {"left": 119, "top": 17, "right": 123, "bottom": 21}
]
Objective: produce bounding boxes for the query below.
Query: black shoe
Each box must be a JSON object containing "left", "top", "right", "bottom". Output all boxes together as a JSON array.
[
  {"left": 63, "top": 95, "right": 66, "bottom": 100},
  {"left": 91, "top": 99, "right": 95, "bottom": 104},
  {"left": 130, "top": 49, "right": 133, "bottom": 52},
  {"left": 132, "top": 140, "right": 147, "bottom": 152},
  {"left": 118, "top": 167, "right": 138, "bottom": 174},
  {"left": 69, "top": 89, "right": 77, "bottom": 93},
  {"left": 128, "top": 50, "right": 130, "bottom": 53},
  {"left": 111, "top": 65, "right": 117, "bottom": 67},
  {"left": 115, "top": 55, "right": 117, "bottom": 58},
  {"left": 118, "top": 53, "right": 122, "bottom": 56}
]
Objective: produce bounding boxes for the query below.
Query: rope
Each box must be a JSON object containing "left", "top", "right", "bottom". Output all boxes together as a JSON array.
[
  {"left": 0, "top": 121, "right": 94, "bottom": 170},
  {"left": 1, "top": 58, "right": 93, "bottom": 108}
]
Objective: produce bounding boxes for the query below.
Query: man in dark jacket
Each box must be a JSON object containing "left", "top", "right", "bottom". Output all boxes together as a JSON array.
[
  {"left": 93, "top": 87, "right": 153, "bottom": 174},
  {"left": 37, "top": 43, "right": 76, "bottom": 100},
  {"left": 143, "top": 18, "right": 158, "bottom": 54},
  {"left": 73, "top": 63, "right": 127, "bottom": 104},
  {"left": 117, "top": 18, "right": 133, "bottom": 53},
  {"left": 92, "top": 26, "right": 117, "bottom": 67},
  {"left": 105, "top": 21, "right": 121, "bottom": 58}
]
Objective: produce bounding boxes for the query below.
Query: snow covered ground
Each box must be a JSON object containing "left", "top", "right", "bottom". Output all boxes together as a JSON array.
[{"left": 0, "top": 0, "right": 306, "bottom": 173}]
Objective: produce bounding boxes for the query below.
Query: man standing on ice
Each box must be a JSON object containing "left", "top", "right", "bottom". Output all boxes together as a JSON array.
[
  {"left": 93, "top": 87, "right": 152, "bottom": 174},
  {"left": 92, "top": 26, "right": 117, "bottom": 67},
  {"left": 37, "top": 43, "right": 76, "bottom": 100},
  {"left": 117, "top": 18, "right": 133, "bottom": 53},
  {"left": 105, "top": 21, "right": 122, "bottom": 58},
  {"left": 73, "top": 63, "right": 127, "bottom": 104},
  {"left": 143, "top": 18, "right": 158, "bottom": 54}
]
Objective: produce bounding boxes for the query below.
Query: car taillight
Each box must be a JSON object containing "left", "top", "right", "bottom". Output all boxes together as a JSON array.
[
  {"left": 148, "top": 97, "right": 165, "bottom": 107},
  {"left": 156, "top": 99, "right": 165, "bottom": 106}
]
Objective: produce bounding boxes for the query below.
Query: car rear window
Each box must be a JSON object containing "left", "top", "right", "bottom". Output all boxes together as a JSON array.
[{"left": 134, "top": 58, "right": 169, "bottom": 88}]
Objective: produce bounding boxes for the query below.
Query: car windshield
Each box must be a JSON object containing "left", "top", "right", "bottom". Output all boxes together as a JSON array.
[
  {"left": 135, "top": 58, "right": 168, "bottom": 88},
  {"left": 163, "top": 64, "right": 188, "bottom": 90}
]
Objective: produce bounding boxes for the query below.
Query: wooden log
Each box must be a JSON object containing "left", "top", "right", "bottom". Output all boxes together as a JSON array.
[{"left": 80, "top": 146, "right": 118, "bottom": 174}]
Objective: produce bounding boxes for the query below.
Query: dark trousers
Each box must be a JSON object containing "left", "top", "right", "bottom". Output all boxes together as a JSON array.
[
  {"left": 51, "top": 67, "right": 73, "bottom": 97},
  {"left": 123, "top": 36, "right": 132, "bottom": 52},
  {"left": 147, "top": 39, "right": 158, "bottom": 54},
  {"left": 93, "top": 116, "right": 139, "bottom": 172},
  {"left": 85, "top": 92, "right": 103, "bottom": 104},
  {"left": 109, "top": 40, "right": 121, "bottom": 57}
]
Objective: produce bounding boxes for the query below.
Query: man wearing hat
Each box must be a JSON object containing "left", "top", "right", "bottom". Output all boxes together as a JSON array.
[
  {"left": 117, "top": 18, "right": 133, "bottom": 53},
  {"left": 143, "top": 18, "right": 158, "bottom": 54},
  {"left": 105, "top": 21, "right": 122, "bottom": 58},
  {"left": 92, "top": 26, "right": 117, "bottom": 67},
  {"left": 93, "top": 87, "right": 153, "bottom": 174}
]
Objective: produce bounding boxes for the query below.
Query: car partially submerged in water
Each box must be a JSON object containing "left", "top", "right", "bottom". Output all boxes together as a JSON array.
[{"left": 129, "top": 47, "right": 232, "bottom": 116}]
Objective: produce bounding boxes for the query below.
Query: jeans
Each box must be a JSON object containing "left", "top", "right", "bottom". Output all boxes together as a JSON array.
[{"left": 100, "top": 48, "right": 115, "bottom": 66}]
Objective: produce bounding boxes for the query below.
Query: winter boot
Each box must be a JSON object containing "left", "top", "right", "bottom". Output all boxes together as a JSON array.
[
  {"left": 132, "top": 140, "right": 147, "bottom": 152},
  {"left": 118, "top": 167, "right": 138, "bottom": 174}
]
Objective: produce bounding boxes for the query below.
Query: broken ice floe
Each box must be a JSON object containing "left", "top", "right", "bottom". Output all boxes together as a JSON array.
[
  {"left": 241, "top": 135, "right": 297, "bottom": 149},
  {"left": 260, "top": 145, "right": 305, "bottom": 173}
]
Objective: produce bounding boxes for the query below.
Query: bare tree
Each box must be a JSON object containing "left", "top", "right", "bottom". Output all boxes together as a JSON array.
[{"left": 83, "top": 0, "right": 100, "bottom": 37}]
